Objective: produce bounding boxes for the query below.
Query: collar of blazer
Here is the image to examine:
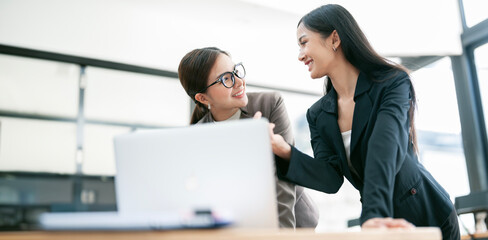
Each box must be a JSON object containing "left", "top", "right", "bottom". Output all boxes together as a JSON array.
[{"left": 350, "top": 73, "right": 373, "bottom": 177}]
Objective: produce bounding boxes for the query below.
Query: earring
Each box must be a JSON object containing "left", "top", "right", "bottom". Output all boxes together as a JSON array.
[
  {"left": 207, "top": 104, "right": 211, "bottom": 110},
  {"left": 332, "top": 46, "right": 337, "bottom": 52}
]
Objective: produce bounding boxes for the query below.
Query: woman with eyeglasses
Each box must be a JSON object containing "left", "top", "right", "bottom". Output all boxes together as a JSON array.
[
  {"left": 177, "top": 47, "right": 319, "bottom": 228},
  {"left": 264, "top": 4, "right": 460, "bottom": 240}
]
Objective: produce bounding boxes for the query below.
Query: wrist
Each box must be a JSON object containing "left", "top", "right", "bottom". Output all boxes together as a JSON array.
[{"left": 277, "top": 143, "right": 292, "bottom": 160}]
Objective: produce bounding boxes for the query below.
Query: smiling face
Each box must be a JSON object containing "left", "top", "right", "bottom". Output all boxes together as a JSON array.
[
  {"left": 196, "top": 53, "right": 248, "bottom": 120},
  {"left": 297, "top": 23, "right": 338, "bottom": 79}
]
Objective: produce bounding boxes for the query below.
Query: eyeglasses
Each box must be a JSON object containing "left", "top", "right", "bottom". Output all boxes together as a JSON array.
[{"left": 198, "top": 62, "right": 245, "bottom": 93}]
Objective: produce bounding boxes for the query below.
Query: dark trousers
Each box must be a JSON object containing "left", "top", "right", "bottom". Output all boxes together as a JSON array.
[{"left": 440, "top": 209, "right": 460, "bottom": 240}]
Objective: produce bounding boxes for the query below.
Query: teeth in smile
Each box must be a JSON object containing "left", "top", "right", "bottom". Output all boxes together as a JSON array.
[{"left": 233, "top": 90, "right": 244, "bottom": 97}]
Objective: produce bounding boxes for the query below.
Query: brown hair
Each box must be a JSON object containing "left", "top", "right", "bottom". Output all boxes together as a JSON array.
[{"left": 178, "top": 47, "right": 229, "bottom": 124}]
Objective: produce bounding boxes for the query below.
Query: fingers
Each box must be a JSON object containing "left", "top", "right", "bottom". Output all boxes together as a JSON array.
[
  {"left": 268, "top": 123, "right": 275, "bottom": 136},
  {"left": 362, "top": 218, "right": 415, "bottom": 229},
  {"left": 362, "top": 218, "right": 387, "bottom": 228},
  {"left": 253, "top": 111, "right": 262, "bottom": 119},
  {"left": 268, "top": 129, "right": 292, "bottom": 159},
  {"left": 252, "top": 112, "right": 289, "bottom": 159},
  {"left": 386, "top": 219, "right": 415, "bottom": 229}
]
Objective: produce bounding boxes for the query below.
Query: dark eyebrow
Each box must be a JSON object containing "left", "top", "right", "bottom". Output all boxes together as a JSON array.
[
  {"left": 215, "top": 64, "right": 235, "bottom": 80},
  {"left": 298, "top": 35, "right": 307, "bottom": 43},
  {"left": 216, "top": 72, "right": 226, "bottom": 81}
]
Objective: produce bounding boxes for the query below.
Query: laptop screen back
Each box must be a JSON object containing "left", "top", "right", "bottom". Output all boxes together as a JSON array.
[{"left": 113, "top": 118, "right": 278, "bottom": 228}]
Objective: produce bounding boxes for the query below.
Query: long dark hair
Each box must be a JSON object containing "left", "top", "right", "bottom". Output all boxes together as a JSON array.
[
  {"left": 178, "top": 47, "right": 229, "bottom": 124},
  {"left": 299, "top": 4, "right": 418, "bottom": 152}
]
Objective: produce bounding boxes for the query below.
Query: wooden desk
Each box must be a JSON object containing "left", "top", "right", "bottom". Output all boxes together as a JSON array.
[
  {"left": 0, "top": 227, "right": 441, "bottom": 240},
  {"left": 462, "top": 231, "right": 488, "bottom": 240}
]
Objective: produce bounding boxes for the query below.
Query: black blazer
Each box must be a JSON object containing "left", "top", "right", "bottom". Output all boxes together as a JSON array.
[{"left": 276, "top": 71, "right": 455, "bottom": 227}]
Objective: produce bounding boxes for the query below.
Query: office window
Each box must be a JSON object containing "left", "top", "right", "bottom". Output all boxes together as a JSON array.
[
  {"left": 0, "top": 54, "right": 80, "bottom": 174},
  {"left": 82, "top": 124, "right": 131, "bottom": 176},
  {"left": 462, "top": 0, "right": 487, "bottom": 28},
  {"left": 413, "top": 58, "right": 462, "bottom": 133},
  {"left": 84, "top": 67, "right": 189, "bottom": 127},
  {"left": 0, "top": 54, "right": 79, "bottom": 117},
  {"left": 475, "top": 44, "right": 488, "bottom": 147},
  {"left": 0, "top": 117, "right": 77, "bottom": 173}
]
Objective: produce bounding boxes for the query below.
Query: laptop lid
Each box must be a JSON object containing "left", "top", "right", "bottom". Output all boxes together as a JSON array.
[{"left": 113, "top": 118, "right": 278, "bottom": 228}]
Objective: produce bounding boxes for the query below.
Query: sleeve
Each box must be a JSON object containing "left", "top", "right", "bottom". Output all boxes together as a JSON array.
[
  {"left": 266, "top": 92, "right": 297, "bottom": 228},
  {"left": 295, "top": 186, "right": 320, "bottom": 228},
  {"left": 276, "top": 107, "right": 344, "bottom": 194},
  {"left": 359, "top": 76, "right": 412, "bottom": 224}
]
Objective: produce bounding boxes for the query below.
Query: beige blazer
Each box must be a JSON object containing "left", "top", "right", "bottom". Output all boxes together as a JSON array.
[{"left": 197, "top": 91, "right": 319, "bottom": 228}]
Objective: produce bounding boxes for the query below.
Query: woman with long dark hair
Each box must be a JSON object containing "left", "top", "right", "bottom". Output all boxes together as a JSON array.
[
  {"left": 267, "top": 4, "right": 460, "bottom": 239},
  {"left": 178, "top": 47, "right": 319, "bottom": 228}
]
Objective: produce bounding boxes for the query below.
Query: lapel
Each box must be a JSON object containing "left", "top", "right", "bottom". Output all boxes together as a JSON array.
[
  {"left": 320, "top": 88, "right": 356, "bottom": 183},
  {"left": 350, "top": 72, "right": 373, "bottom": 161}
]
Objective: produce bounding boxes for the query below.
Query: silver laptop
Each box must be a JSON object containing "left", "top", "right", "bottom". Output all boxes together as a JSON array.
[{"left": 39, "top": 118, "right": 278, "bottom": 230}]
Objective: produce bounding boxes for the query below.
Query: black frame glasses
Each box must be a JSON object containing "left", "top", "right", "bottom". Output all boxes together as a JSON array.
[{"left": 198, "top": 62, "right": 245, "bottom": 94}]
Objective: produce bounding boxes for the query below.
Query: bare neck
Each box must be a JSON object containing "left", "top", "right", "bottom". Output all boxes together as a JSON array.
[{"left": 329, "top": 61, "right": 360, "bottom": 100}]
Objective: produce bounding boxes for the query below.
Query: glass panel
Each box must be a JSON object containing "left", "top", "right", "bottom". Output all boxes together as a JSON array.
[
  {"left": 0, "top": 54, "right": 79, "bottom": 118},
  {"left": 84, "top": 67, "right": 189, "bottom": 127},
  {"left": 474, "top": 44, "right": 488, "bottom": 148},
  {"left": 462, "top": 0, "right": 488, "bottom": 28},
  {"left": 0, "top": 117, "right": 77, "bottom": 173},
  {"left": 82, "top": 124, "right": 131, "bottom": 176},
  {"left": 414, "top": 58, "right": 462, "bottom": 133},
  {"left": 0, "top": 178, "right": 73, "bottom": 205}
]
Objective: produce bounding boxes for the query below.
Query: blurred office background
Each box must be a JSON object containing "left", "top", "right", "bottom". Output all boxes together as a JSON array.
[{"left": 0, "top": 0, "right": 487, "bottom": 235}]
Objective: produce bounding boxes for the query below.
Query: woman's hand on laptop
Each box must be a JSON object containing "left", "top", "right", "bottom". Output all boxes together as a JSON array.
[
  {"left": 253, "top": 112, "right": 291, "bottom": 160},
  {"left": 253, "top": 111, "right": 262, "bottom": 119}
]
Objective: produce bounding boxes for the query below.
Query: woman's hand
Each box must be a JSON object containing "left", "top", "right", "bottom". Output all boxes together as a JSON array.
[
  {"left": 362, "top": 217, "right": 415, "bottom": 229},
  {"left": 254, "top": 112, "right": 292, "bottom": 160}
]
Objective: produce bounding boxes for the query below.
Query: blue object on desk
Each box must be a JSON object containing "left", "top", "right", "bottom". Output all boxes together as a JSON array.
[{"left": 39, "top": 209, "right": 233, "bottom": 231}]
